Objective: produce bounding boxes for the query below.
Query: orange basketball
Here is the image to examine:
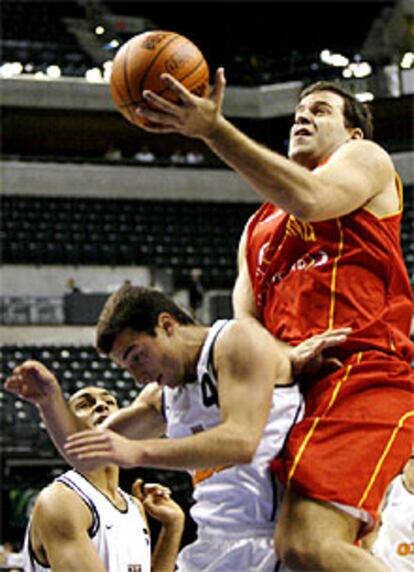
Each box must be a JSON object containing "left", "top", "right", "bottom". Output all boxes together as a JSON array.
[{"left": 110, "top": 30, "right": 209, "bottom": 128}]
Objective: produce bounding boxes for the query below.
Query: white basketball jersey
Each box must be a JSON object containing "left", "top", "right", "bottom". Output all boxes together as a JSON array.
[
  {"left": 163, "top": 319, "right": 304, "bottom": 534},
  {"left": 23, "top": 470, "right": 151, "bottom": 572},
  {"left": 373, "top": 474, "right": 414, "bottom": 571}
]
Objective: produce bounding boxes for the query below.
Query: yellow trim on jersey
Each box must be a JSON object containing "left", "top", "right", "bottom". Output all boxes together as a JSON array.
[
  {"left": 287, "top": 353, "right": 363, "bottom": 485},
  {"left": 363, "top": 174, "right": 404, "bottom": 220},
  {"left": 261, "top": 222, "right": 290, "bottom": 265},
  {"left": 328, "top": 219, "right": 344, "bottom": 330},
  {"left": 287, "top": 416, "right": 319, "bottom": 486},
  {"left": 357, "top": 410, "right": 414, "bottom": 508}
]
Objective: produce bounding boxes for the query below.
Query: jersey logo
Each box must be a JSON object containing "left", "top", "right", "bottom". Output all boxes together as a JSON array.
[
  {"left": 193, "top": 465, "right": 230, "bottom": 486},
  {"left": 201, "top": 373, "right": 219, "bottom": 407},
  {"left": 257, "top": 249, "right": 329, "bottom": 287},
  {"left": 285, "top": 216, "right": 316, "bottom": 242},
  {"left": 190, "top": 424, "right": 205, "bottom": 434},
  {"left": 128, "top": 566, "right": 142, "bottom": 572}
]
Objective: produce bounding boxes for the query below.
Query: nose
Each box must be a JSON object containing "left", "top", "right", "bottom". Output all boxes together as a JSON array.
[
  {"left": 94, "top": 400, "right": 109, "bottom": 413},
  {"left": 295, "top": 110, "right": 312, "bottom": 126}
]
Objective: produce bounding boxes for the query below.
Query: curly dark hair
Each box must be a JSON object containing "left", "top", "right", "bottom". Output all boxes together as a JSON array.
[
  {"left": 299, "top": 81, "right": 374, "bottom": 139},
  {"left": 96, "top": 284, "right": 195, "bottom": 355}
]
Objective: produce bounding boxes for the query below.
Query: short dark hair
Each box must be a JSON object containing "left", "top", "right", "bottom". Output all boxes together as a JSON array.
[
  {"left": 96, "top": 285, "right": 195, "bottom": 355},
  {"left": 299, "top": 81, "right": 374, "bottom": 139}
]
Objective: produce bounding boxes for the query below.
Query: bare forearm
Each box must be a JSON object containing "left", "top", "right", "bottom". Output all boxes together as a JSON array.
[
  {"left": 103, "top": 404, "right": 165, "bottom": 439},
  {"left": 204, "top": 117, "right": 316, "bottom": 217},
  {"left": 38, "top": 392, "right": 83, "bottom": 460},
  {"left": 135, "top": 424, "right": 258, "bottom": 471},
  {"left": 152, "top": 520, "right": 184, "bottom": 572}
]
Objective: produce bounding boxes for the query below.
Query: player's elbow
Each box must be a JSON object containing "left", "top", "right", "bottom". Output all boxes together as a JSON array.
[
  {"left": 233, "top": 433, "right": 260, "bottom": 464},
  {"left": 287, "top": 180, "right": 332, "bottom": 221},
  {"left": 288, "top": 196, "right": 320, "bottom": 221},
  {"left": 236, "top": 444, "right": 256, "bottom": 464}
]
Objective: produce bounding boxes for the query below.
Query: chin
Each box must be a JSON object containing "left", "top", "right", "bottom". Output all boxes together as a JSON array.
[{"left": 289, "top": 150, "right": 313, "bottom": 168}]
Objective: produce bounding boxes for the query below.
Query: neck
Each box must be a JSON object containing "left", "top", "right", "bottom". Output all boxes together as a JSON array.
[
  {"left": 81, "top": 464, "right": 121, "bottom": 501},
  {"left": 182, "top": 325, "right": 210, "bottom": 383}
]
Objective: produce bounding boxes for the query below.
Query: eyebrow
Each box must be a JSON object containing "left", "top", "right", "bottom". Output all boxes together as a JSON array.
[
  {"left": 70, "top": 391, "right": 114, "bottom": 404},
  {"left": 296, "top": 100, "right": 334, "bottom": 113},
  {"left": 122, "top": 344, "right": 136, "bottom": 363}
]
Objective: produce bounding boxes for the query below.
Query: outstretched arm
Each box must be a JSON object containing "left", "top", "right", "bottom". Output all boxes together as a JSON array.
[
  {"left": 136, "top": 69, "right": 397, "bottom": 221},
  {"left": 5, "top": 361, "right": 82, "bottom": 462}
]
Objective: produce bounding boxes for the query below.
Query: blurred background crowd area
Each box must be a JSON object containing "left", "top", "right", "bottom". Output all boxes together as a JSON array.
[{"left": 0, "top": 0, "right": 413, "bottom": 566}]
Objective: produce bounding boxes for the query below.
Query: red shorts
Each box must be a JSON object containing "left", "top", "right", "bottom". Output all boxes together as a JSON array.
[{"left": 272, "top": 351, "right": 414, "bottom": 529}]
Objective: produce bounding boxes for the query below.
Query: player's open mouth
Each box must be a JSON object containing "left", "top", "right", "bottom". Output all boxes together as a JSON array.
[{"left": 294, "top": 128, "right": 312, "bottom": 137}]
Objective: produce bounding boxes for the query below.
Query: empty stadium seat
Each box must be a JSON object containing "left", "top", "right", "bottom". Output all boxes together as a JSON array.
[{"left": 2, "top": 195, "right": 258, "bottom": 289}]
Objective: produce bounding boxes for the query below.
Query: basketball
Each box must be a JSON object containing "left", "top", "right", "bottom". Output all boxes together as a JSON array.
[{"left": 110, "top": 30, "right": 209, "bottom": 128}]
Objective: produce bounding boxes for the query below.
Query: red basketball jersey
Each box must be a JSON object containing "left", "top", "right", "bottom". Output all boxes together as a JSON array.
[{"left": 246, "top": 177, "right": 414, "bottom": 362}]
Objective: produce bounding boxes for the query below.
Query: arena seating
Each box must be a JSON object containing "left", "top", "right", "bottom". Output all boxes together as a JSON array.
[
  {"left": 0, "top": 344, "right": 135, "bottom": 449},
  {"left": 3, "top": 191, "right": 413, "bottom": 290},
  {"left": 1, "top": 2, "right": 95, "bottom": 77},
  {"left": 2, "top": 195, "right": 258, "bottom": 289}
]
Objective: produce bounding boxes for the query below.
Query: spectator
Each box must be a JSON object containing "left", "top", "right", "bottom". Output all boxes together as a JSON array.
[
  {"left": 134, "top": 144, "right": 156, "bottom": 164},
  {"left": 65, "top": 277, "right": 81, "bottom": 293},
  {"left": 104, "top": 143, "right": 122, "bottom": 161},
  {"left": 188, "top": 267, "right": 204, "bottom": 321}
]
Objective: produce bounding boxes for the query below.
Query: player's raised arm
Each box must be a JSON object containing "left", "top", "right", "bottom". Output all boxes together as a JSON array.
[{"left": 5, "top": 360, "right": 83, "bottom": 461}]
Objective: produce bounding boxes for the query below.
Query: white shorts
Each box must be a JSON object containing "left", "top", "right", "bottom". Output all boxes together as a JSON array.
[{"left": 176, "top": 528, "right": 281, "bottom": 572}]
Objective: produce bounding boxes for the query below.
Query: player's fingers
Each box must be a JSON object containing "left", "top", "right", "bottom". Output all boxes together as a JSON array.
[
  {"left": 136, "top": 108, "right": 180, "bottom": 130},
  {"left": 65, "top": 431, "right": 108, "bottom": 451},
  {"left": 324, "top": 357, "right": 344, "bottom": 370},
  {"left": 209, "top": 67, "right": 226, "bottom": 104},
  {"left": 132, "top": 479, "right": 144, "bottom": 499},
  {"left": 138, "top": 123, "right": 180, "bottom": 134},
  {"left": 307, "top": 330, "right": 349, "bottom": 352},
  {"left": 160, "top": 73, "right": 193, "bottom": 103},
  {"left": 66, "top": 429, "right": 104, "bottom": 442},
  {"left": 144, "top": 483, "right": 171, "bottom": 497},
  {"left": 142, "top": 90, "right": 181, "bottom": 115},
  {"left": 319, "top": 327, "right": 352, "bottom": 339},
  {"left": 4, "top": 376, "right": 21, "bottom": 393},
  {"left": 65, "top": 441, "right": 111, "bottom": 456}
]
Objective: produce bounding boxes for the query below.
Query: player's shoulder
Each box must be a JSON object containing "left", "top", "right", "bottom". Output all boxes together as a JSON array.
[
  {"left": 135, "top": 381, "right": 162, "bottom": 409},
  {"left": 338, "top": 139, "right": 394, "bottom": 171},
  {"left": 33, "top": 480, "right": 92, "bottom": 532},
  {"left": 216, "top": 318, "right": 274, "bottom": 359}
]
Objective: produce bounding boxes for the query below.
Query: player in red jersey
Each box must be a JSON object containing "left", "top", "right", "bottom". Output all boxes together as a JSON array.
[{"left": 135, "top": 74, "right": 413, "bottom": 571}]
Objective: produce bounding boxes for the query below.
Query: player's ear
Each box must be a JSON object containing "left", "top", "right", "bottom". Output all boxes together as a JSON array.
[
  {"left": 349, "top": 127, "right": 364, "bottom": 140},
  {"left": 158, "top": 312, "right": 175, "bottom": 335}
]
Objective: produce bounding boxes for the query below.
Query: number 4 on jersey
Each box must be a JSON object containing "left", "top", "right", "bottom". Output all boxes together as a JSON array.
[{"left": 201, "top": 373, "right": 219, "bottom": 407}]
